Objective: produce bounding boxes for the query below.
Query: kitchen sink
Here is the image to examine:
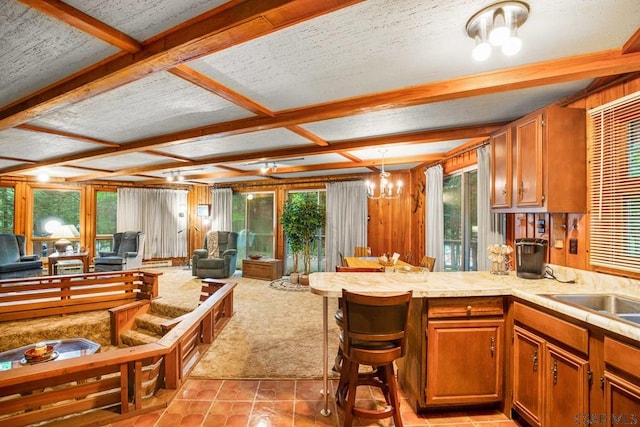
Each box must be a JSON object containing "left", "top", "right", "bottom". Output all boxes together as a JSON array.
[{"left": 542, "top": 293, "right": 640, "bottom": 326}]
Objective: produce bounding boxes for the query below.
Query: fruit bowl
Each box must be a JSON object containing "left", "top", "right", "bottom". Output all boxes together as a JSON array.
[
  {"left": 248, "top": 254, "right": 262, "bottom": 260},
  {"left": 24, "top": 344, "right": 56, "bottom": 362}
]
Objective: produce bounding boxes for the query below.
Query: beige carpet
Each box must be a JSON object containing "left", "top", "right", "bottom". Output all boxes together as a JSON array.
[{"left": 157, "top": 267, "right": 340, "bottom": 380}]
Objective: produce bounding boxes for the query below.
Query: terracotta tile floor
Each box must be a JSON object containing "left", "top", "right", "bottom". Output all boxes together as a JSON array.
[{"left": 106, "top": 379, "right": 520, "bottom": 427}]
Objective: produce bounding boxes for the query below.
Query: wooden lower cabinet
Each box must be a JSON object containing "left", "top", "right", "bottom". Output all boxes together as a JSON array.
[
  {"left": 544, "top": 342, "right": 589, "bottom": 427},
  {"left": 397, "top": 296, "right": 505, "bottom": 411},
  {"left": 513, "top": 326, "right": 544, "bottom": 426},
  {"left": 512, "top": 302, "right": 590, "bottom": 427},
  {"left": 426, "top": 318, "right": 504, "bottom": 406},
  {"left": 603, "top": 337, "right": 640, "bottom": 423}
]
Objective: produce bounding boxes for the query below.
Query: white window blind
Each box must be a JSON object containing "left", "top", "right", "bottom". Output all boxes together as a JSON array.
[{"left": 588, "top": 90, "right": 640, "bottom": 272}]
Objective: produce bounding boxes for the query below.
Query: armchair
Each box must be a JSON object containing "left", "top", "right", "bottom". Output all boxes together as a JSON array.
[
  {"left": 192, "top": 231, "right": 238, "bottom": 279},
  {"left": 0, "top": 234, "right": 43, "bottom": 279},
  {"left": 93, "top": 231, "right": 145, "bottom": 272}
]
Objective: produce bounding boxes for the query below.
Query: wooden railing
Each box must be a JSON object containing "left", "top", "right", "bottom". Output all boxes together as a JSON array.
[
  {"left": 0, "top": 274, "right": 236, "bottom": 426},
  {"left": 0, "top": 270, "right": 160, "bottom": 322}
]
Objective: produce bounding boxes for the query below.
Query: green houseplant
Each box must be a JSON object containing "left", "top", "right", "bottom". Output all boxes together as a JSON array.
[{"left": 281, "top": 197, "right": 325, "bottom": 281}]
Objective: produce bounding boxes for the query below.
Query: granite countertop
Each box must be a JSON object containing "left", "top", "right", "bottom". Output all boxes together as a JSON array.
[{"left": 309, "top": 265, "right": 640, "bottom": 342}]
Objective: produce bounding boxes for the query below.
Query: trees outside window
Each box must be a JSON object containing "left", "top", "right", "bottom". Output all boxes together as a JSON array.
[
  {"left": 232, "top": 192, "right": 275, "bottom": 268},
  {"left": 32, "top": 189, "right": 81, "bottom": 256},
  {"left": 443, "top": 170, "right": 478, "bottom": 271},
  {"left": 0, "top": 187, "right": 15, "bottom": 234},
  {"left": 96, "top": 191, "right": 117, "bottom": 253}
]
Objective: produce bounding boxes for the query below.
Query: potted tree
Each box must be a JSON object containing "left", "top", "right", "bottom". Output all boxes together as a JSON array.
[{"left": 281, "top": 197, "right": 325, "bottom": 285}]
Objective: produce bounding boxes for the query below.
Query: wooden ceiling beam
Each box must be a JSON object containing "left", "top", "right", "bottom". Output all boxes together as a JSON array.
[
  {"left": 63, "top": 123, "right": 500, "bottom": 181},
  {"left": 622, "top": 26, "right": 640, "bottom": 54},
  {"left": 19, "top": 0, "right": 142, "bottom": 53},
  {"left": 16, "top": 124, "right": 120, "bottom": 147},
  {"left": 53, "top": 48, "right": 640, "bottom": 156},
  {"left": 0, "top": 0, "right": 364, "bottom": 130},
  {"left": 168, "top": 64, "right": 273, "bottom": 117}
]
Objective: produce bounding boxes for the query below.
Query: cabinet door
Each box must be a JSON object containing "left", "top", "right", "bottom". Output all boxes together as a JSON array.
[
  {"left": 544, "top": 343, "right": 589, "bottom": 427},
  {"left": 426, "top": 319, "right": 503, "bottom": 406},
  {"left": 604, "top": 372, "right": 640, "bottom": 424},
  {"left": 513, "top": 326, "right": 544, "bottom": 427},
  {"left": 515, "top": 114, "right": 543, "bottom": 207},
  {"left": 490, "top": 127, "right": 512, "bottom": 208}
]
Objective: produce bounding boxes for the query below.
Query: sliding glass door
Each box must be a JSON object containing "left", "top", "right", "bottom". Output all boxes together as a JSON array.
[
  {"left": 232, "top": 192, "right": 275, "bottom": 269},
  {"left": 443, "top": 170, "right": 478, "bottom": 271}
]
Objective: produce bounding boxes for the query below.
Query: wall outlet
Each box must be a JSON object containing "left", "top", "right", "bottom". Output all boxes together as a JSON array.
[{"left": 569, "top": 238, "right": 578, "bottom": 254}]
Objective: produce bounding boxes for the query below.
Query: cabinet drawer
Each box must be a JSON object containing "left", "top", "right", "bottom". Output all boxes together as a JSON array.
[
  {"left": 428, "top": 297, "right": 504, "bottom": 318},
  {"left": 513, "top": 302, "right": 588, "bottom": 355},
  {"left": 604, "top": 337, "right": 640, "bottom": 380}
]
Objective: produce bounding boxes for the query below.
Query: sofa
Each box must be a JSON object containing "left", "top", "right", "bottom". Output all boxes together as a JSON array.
[
  {"left": 0, "top": 234, "right": 43, "bottom": 279},
  {"left": 192, "top": 231, "right": 238, "bottom": 279}
]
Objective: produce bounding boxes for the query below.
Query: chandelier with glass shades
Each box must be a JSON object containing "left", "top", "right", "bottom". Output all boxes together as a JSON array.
[
  {"left": 366, "top": 150, "right": 403, "bottom": 200},
  {"left": 465, "top": 1, "right": 529, "bottom": 61}
]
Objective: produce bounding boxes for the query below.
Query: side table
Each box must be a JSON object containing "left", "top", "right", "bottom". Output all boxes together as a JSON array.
[
  {"left": 242, "top": 258, "right": 283, "bottom": 281},
  {"left": 48, "top": 252, "right": 90, "bottom": 276}
]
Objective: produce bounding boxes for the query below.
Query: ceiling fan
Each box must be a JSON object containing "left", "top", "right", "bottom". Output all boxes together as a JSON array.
[{"left": 243, "top": 157, "right": 305, "bottom": 174}]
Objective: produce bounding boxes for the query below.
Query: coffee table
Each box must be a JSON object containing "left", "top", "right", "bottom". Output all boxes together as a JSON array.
[
  {"left": 48, "top": 252, "right": 90, "bottom": 276},
  {"left": 0, "top": 338, "right": 101, "bottom": 371}
]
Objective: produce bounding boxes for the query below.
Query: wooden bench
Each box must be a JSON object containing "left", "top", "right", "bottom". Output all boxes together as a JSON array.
[{"left": 0, "top": 270, "right": 160, "bottom": 322}]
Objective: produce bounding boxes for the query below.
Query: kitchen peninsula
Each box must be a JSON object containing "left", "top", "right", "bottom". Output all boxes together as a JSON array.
[{"left": 309, "top": 267, "right": 640, "bottom": 421}]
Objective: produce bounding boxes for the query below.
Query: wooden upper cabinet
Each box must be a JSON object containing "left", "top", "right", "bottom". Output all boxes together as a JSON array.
[
  {"left": 490, "top": 127, "right": 512, "bottom": 208},
  {"left": 515, "top": 115, "right": 543, "bottom": 208},
  {"left": 490, "top": 106, "right": 586, "bottom": 213}
]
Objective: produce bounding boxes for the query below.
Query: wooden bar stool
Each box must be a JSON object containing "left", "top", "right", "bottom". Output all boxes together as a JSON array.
[
  {"left": 338, "top": 289, "right": 412, "bottom": 427},
  {"left": 333, "top": 266, "right": 384, "bottom": 374}
]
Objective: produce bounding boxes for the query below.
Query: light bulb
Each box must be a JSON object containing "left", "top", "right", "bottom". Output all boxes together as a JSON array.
[
  {"left": 489, "top": 9, "right": 509, "bottom": 46},
  {"left": 472, "top": 40, "right": 491, "bottom": 61},
  {"left": 502, "top": 35, "right": 522, "bottom": 55},
  {"left": 37, "top": 172, "right": 50, "bottom": 182}
]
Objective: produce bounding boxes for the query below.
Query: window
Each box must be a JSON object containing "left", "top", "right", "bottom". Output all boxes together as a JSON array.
[
  {"left": 589, "top": 91, "right": 640, "bottom": 272},
  {"left": 96, "top": 191, "right": 117, "bottom": 252},
  {"left": 284, "top": 190, "right": 326, "bottom": 273},
  {"left": 0, "top": 186, "right": 15, "bottom": 234},
  {"left": 32, "top": 188, "right": 81, "bottom": 256},
  {"left": 232, "top": 192, "right": 275, "bottom": 268},
  {"left": 443, "top": 170, "right": 477, "bottom": 271}
]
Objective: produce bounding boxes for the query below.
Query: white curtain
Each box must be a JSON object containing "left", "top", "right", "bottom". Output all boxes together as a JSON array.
[
  {"left": 325, "top": 181, "right": 368, "bottom": 272},
  {"left": 117, "top": 188, "right": 188, "bottom": 259},
  {"left": 211, "top": 188, "right": 232, "bottom": 231},
  {"left": 425, "top": 165, "right": 444, "bottom": 271},
  {"left": 477, "top": 145, "right": 506, "bottom": 270}
]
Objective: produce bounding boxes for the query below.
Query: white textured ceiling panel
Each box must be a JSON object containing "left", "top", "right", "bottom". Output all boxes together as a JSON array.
[
  {"left": 28, "top": 71, "right": 254, "bottom": 143},
  {"left": 351, "top": 142, "right": 466, "bottom": 159},
  {"left": 64, "top": 0, "right": 224, "bottom": 42},
  {"left": 277, "top": 168, "right": 373, "bottom": 180},
  {"left": 156, "top": 128, "right": 313, "bottom": 160},
  {"left": 18, "top": 166, "right": 91, "bottom": 179},
  {"left": 0, "top": 1, "right": 117, "bottom": 108},
  {"left": 0, "top": 159, "right": 22, "bottom": 169},
  {"left": 70, "top": 152, "right": 174, "bottom": 170},
  {"left": 188, "top": 0, "right": 637, "bottom": 111},
  {"left": 201, "top": 175, "right": 270, "bottom": 185},
  {"left": 301, "top": 81, "right": 589, "bottom": 141},
  {"left": 0, "top": 128, "right": 96, "bottom": 161}
]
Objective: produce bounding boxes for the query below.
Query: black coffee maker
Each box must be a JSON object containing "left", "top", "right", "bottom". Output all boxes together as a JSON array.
[{"left": 515, "top": 238, "right": 548, "bottom": 279}]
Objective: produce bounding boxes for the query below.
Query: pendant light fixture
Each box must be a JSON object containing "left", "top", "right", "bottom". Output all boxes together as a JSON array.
[
  {"left": 465, "top": 1, "right": 529, "bottom": 61},
  {"left": 366, "top": 149, "right": 403, "bottom": 200}
]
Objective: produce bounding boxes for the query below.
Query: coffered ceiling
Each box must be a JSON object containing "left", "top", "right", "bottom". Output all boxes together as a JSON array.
[{"left": 1, "top": 0, "right": 639, "bottom": 185}]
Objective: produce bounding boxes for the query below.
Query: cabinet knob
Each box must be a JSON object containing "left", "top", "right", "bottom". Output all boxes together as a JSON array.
[{"left": 466, "top": 305, "right": 472, "bottom": 313}]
